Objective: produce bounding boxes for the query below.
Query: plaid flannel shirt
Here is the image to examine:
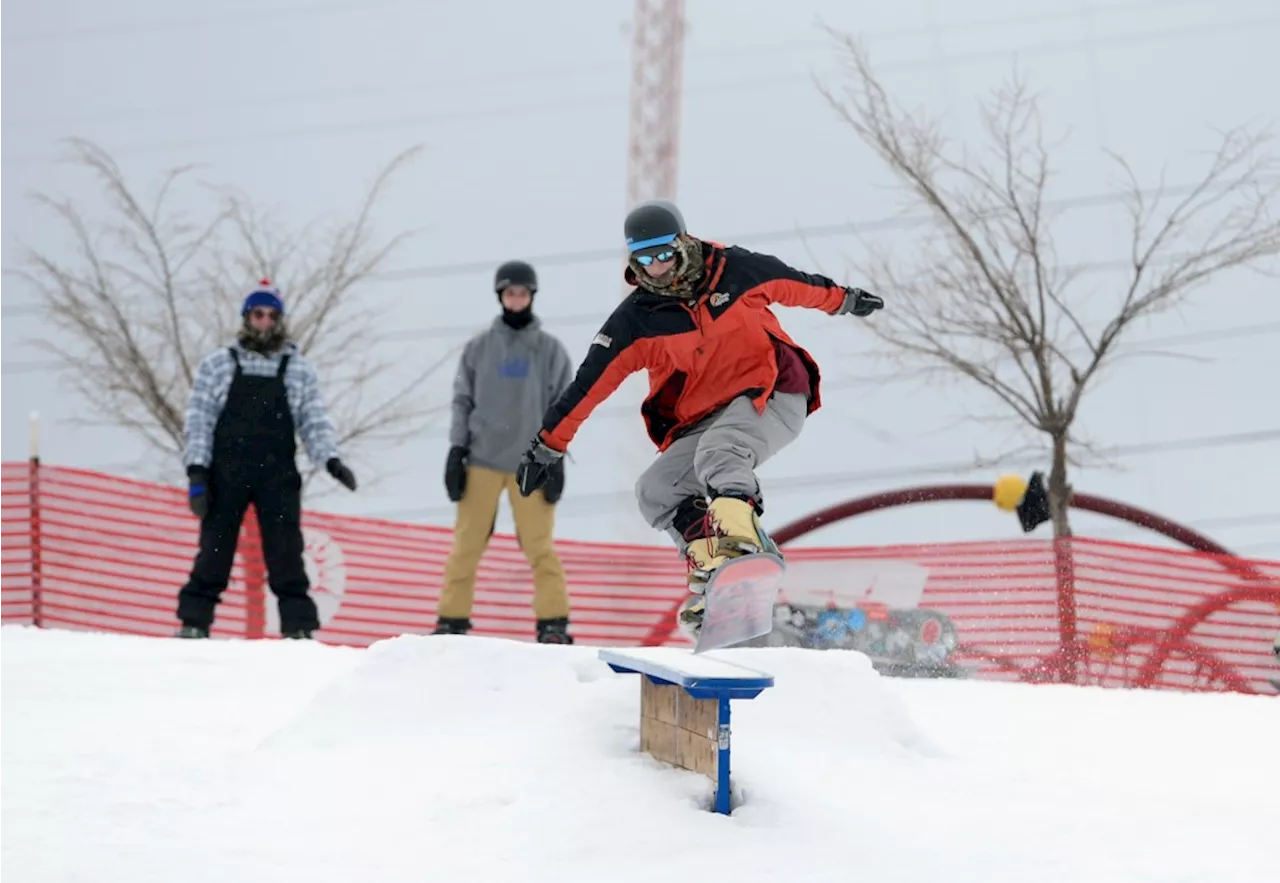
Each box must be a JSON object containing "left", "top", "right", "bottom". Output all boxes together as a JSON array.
[{"left": 183, "top": 342, "right": 339, "bottom": 469}]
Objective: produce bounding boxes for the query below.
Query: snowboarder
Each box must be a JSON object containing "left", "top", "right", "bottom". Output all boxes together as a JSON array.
[
  {"left": 514, "top": 200, "right": 883, "bottom": 634},
  {"left": 176, "top": 280, "right": 357, "bottom": 639},
  {"left": 434, "top": 260, "right": 578, "bottom": 644}
]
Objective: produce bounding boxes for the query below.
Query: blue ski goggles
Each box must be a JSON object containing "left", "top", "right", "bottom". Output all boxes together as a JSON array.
[{"left": 633, "top": 248, "right": 677, "bottom": 266}]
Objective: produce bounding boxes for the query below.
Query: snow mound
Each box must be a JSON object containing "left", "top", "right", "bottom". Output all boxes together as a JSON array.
[{"left": 4, "top": 625, "right": 1278, "bottom": 883}]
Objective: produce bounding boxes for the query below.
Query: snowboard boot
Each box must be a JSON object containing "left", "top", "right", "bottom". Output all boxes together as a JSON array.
[
  {"left": 684, "top": 494, "right": 775, "bottom": 584},
  {"left": 673, "top": 496, "right": 716, "bottom": 590},
  {"left": 707, "top": 493, "right": 777, "bottom": 558},
  {"left": 677, "top": 592, "right": 707, "bottom": 641},
  {"left": 676, "top": 503, "right": 715, "bottom": 640},
  {"left": 431, "top": 617, "right": 472, "bottom": 636},
  {"left": 176, "top": 624, "right": 209, "bottom": 639},
  {"left": 674, "top": 493, "right": 775, "bottom": 640},
  {"left": 536, "top": 617, "right": 574, "bottom": 644}
]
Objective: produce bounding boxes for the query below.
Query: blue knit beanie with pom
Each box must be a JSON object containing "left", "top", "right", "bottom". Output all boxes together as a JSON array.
[{"left": 240, "top": 279, "right": 285, "bottom": 315}]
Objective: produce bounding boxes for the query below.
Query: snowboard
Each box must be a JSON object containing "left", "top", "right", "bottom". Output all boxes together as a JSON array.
[{"left": 692, "top": 552, "right": 786, "bottom": 654}]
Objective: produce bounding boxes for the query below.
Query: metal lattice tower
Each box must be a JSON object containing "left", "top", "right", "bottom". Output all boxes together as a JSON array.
[
  {"left": 616, "top": 1, "right": 686, "bottom": 542},
  {"left": 625, "top": 0, "right": 685, "bottom": 211}
]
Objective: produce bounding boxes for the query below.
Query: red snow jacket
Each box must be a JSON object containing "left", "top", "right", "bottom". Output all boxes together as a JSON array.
[{"left": 539, "top": 240, "right": 848, "bottom": 453}]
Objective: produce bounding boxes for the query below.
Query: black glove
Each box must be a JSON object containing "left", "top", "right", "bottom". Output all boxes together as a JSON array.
[
  {"left": 187, "top": 465, "right": 210, "bottom": 519},
  {"left": 516, "top": 439, "right": 564, "bottom": 497},
  {"left": 840, "top": 287, "right": 884, "bottom": 317},
  {"left": 542, "top": 457, "right": 566, "bottom": 505},
  {"left": 326, "top": 458, "right": 357, "bottom": 491},
  {"left": 444, "top": 445, "right": 469, "bottom": 502}
]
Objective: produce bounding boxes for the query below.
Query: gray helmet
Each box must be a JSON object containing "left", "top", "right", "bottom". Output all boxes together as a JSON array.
[
  {"left": 624, "top": 199, "right": 686, "bottom": 254},
  {"left": 494, "top": 260, "right": 538, "bottom": 295}
]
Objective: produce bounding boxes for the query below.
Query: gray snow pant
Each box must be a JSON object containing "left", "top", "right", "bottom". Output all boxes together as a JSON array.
[{"left": 634, "top": 392, "right": 808, "bottom": 549}]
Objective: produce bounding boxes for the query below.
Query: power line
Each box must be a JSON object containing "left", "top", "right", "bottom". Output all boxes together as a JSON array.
[
  {"left": 0, "top": 0, "right": 437, "bottom": 47},
  {"left": 5, "top": 28, "right": 1272, "bottom": 315},
  {"left": 422, "top": 322, "right": 1280, "bottom": 433},
  {"left": 0, "top": 310, "right": 595, "bottom": 372},
  {"left": 363, "top": 214, "right": 1280, "bottom": 288},
  {"left": 5, "top": 319, "right": 1275, "bottom": 379},
  {"left": 5, "top": 107, "right": 1274, "bottom": 371},
  {"left": 1077, "top": 512, "right": 1280, "bottom": 556},
  {"left": 2, "top": 88, "right": 623, "bottom": 167},
  {"left": 64, "top": 429, "right": 1280, "bottom": 523},
  {"left": 5, "top": 61, "right": 628, "bottom": 131},
  {"left": 3, "top": 360, "right": 58, "bottom": 375},
  {"left": 8, "top": 173, "right": 1272, "bottom": 322},
  {"left": 1087, "top": 511, "right": 1280, "bottom": 539},
  {"left": 1, "top": 0, "right": 1226, "bottom": 127},
  {"left": 0, "top": 239, "right": 1252, "bottom": 324},
  {"left": 5, "top": 16, "right": 1275, "bottom": 167},
  {"left": 0, "top": 304, "right": 40, "bottom": 318},
  {"left": 1, "top": 0, "right": 1217, "bottom": 48},
  {"left": 1233, "top": 539, "right": 1280, "bottom": 554},
  {"left": 353, "top": 427, "right": 1280, "bottom": 521}
]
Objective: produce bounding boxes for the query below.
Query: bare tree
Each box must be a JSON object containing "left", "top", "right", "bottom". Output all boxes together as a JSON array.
[
  {"left": 817, "top": 33, "right": 1280, "bottom": 536},
  {"left": 19, "top": 137, "right": 452, "bottom": 493}
]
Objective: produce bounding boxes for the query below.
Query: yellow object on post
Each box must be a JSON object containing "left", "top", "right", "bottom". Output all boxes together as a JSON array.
[{"left": 992, "top": 473, "right": 1029, "bottom": 512}]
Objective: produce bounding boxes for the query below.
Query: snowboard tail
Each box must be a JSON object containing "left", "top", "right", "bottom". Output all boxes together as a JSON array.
[{"left": 691, "top": 552, "right": 785, "bottom": 654}]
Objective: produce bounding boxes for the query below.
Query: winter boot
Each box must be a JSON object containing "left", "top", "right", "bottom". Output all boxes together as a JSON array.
[
  {"left": 176, "top": 624, "right": 209, "bottom": 639},
  {"left": 672, "top": 497, "right": 717, "bottom": 590},
  {"left": 677, "top": 494, "right": 777, "bottom": 641},
  {"left": 706, "top": 493, "right": 777, "bottom": 558},
  {"left": 671, "top": 498, "right": 716, "bottom": 638},
  {"left": 432, "top": 617, "right": 472, "bottom": 636},
  {"left": 282, "top": 629, "right": 313, "bottom": 640},
  {"left": 536, "top": 617, "right": 574, "bottom": 645},
  {"left": 684, "top": 494, "right": 775, "bottom": 584}
]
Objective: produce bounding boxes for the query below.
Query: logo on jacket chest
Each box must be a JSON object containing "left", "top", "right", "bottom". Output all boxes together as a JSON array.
[
  {"left": 499, "top": 355, "right": 531, "bottom": 379},
  {"left": 704, "top": 288, "right": 743, "bottom": 318}
]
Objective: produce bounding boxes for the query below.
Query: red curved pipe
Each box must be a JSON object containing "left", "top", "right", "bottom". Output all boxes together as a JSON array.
[
  {"left": 770, "top": 483, "right": 1269, "bottom": 583},
  {"left": 771, "top": 484, "right": 1239, "bottom": 557}
]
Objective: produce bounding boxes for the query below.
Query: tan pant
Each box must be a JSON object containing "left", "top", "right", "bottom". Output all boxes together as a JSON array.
[{"left": 437, "top": 465, "right": 570, "bottom": 621}]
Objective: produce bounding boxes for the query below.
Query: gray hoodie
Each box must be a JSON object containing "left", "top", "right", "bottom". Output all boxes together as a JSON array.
[{"left": 449, "top": 316, "right": 574, "bottom": 473}]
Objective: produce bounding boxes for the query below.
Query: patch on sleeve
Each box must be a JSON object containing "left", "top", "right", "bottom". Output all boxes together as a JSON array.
[{"left": 591, "top": 332, "right": 613, "bottom": 349}]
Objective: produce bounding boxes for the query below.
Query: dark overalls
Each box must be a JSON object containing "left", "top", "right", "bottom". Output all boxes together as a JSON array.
[{"left": 177, "top": 349, "right": 318, "bottom": 634}]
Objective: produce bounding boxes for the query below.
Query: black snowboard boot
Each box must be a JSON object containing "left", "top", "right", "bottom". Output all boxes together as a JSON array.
[
  {"left": 176, "top": 624, "right": 209, "bottom": 639},
  {"left": 432, "top": 617, "right": 472, "bottom": 636},
  {"left": 536, "top": 617, "right": 574, "bottom": 644}
]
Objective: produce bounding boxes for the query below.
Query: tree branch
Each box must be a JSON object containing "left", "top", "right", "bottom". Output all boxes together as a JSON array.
[
  {"left": 817, "top": 28, "right": 1278, "bottom": 534},
  {"left": 19, "top": 138, "right": 442, "bottom": 488}
]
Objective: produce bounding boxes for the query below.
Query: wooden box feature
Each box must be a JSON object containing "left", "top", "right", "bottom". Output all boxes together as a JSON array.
[{"left": 639, "top": 678, "right": 720, "bottom": 782}]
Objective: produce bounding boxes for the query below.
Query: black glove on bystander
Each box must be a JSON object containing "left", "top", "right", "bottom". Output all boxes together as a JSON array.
[
  {"left": 187, "top": 465, "right": 211, "bottom": 519},
  {"left": 326, "top": 458, "right": 357, "bottom": 491},
  {"left": 445, "top": 446, "right": 469, "bottom": 502}
]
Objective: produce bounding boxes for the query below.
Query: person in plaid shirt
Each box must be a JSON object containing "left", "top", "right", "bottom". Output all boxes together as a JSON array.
[{"left": 176, "top": 280, "right": 357, "bottom": 639}]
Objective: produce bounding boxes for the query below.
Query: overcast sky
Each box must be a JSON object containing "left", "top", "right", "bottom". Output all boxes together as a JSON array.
[{"left": 4, "top": 0, "right": 1278, "bottom": 556}]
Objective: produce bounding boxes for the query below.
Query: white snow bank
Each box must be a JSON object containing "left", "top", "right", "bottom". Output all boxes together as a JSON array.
[{"left": 3, "top": 625, "right": 1276, "bottom": 883}]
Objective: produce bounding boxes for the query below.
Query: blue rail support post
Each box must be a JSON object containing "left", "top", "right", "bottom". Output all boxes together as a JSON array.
[{"left": 598, "top": 648, "right": 775, "bottom": 815}]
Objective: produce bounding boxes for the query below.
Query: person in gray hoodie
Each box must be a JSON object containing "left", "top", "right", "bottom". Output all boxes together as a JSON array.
[{"left": 434, "top": 260, "right": 576, "bottom": 643}]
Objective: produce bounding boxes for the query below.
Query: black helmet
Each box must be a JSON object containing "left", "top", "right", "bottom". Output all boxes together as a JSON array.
[
  {"left": 494, "top": 260, "right": 538, "bottom": 295},
  {"left": 624, "top": 199, "right": 686, "bottom": 254}
]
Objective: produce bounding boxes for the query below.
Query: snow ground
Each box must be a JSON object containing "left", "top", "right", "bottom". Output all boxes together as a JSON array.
[{"left": 2, "top": 625, "right": 1277, "bottom": 883}]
